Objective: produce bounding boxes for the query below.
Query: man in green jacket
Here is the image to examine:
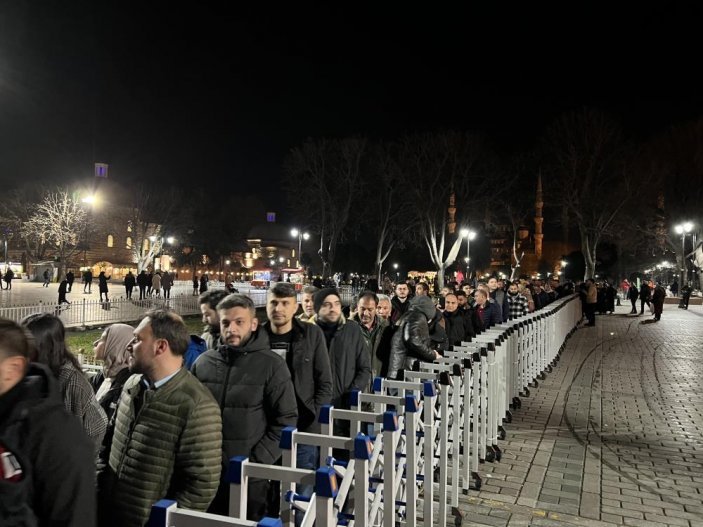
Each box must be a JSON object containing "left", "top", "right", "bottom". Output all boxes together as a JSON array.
[{"left": 99, "top": 309, "right": 222, "bottom": 527}]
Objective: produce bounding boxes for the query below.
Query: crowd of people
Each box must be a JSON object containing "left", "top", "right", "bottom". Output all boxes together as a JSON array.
[{"left": 0, "top": 267, "right": 696, "bottom": 525}]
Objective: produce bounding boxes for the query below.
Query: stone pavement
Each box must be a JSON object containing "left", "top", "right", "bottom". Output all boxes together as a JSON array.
[{"left": 455, "top": 302, "right": 703, "bottom": 527}]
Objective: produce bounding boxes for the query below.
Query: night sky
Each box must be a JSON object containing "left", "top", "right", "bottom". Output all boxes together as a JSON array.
[{"left": 1, "top": 3, "right": 702, "bottom": 219}]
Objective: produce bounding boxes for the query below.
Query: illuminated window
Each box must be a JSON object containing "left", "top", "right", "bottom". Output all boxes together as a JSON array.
[
  {"left": 127, "top": 222, "right": 132, "bottom": 233},
  {"left": 126, "top": 236, "right": 132, "bottom": 249},
  {"left": 143, "top": 239, "right": 150, "bottom": 252},
  {"left": 291, "top": 249, "right": 296, "bottom": 258},
  {"left": 107, "top": 235, "right": 114, "bottom": 248}
]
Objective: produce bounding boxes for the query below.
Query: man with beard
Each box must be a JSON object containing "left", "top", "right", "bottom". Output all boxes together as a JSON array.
[
  {"left": 376, "top": 294, "right": 392, "bottom": 320},
  {"left": 390, "top": 282, "right": 411, "bottom": 323},
  {"left": 261, "top": 283, "right": 332, "bottom": 516},
  {"left": 506, "top": 282, "right": 529, "bottom": 320},
  {"left": 100, "top": 309, "right": 222, "bottom": 527},
  {"left": 192, "top": 294, "right": 297, "bottom": 519},
  {"left": 199, "top": 290, "right": 229, "bottom": 349}
]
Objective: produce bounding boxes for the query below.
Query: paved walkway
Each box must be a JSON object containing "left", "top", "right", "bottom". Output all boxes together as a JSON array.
[{"left": 457, "top": 302, "right": 703, "bottom": 527}]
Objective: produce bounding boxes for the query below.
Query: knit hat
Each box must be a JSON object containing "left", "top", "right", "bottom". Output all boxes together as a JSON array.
[
  {"left": 314, "top": 288, "right": 341, "bottom": 313},
  {"left": 410, "top": 295, "right": 436, "bottom": 320}
]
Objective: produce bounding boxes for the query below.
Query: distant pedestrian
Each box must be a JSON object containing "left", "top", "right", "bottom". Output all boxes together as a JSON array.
[
  {"left": 584, "top": 279, "right": 597, "bottom": 327},
  {"left": 639, "top": 281, "right": 651, "bottom": 315},
  {"left": 137, "top": 270, "right": 149, "bottom": 300},
  {"left": 628, "top": 282, "right": 639, "bottom": 314},
  {"left": 651, "top": 282, "right": 666, "bottom": 321},
  {"left": 670, "top": 280, "right": 679, "bottom": 297},
  {"left": 152, "top": 272, "right": 162, "bottom": 297},
  {"left": 199, "top": 273, "right": 208, "bottom": 294},
  {"left": 3, "top": 267, "right": 14, "bottom": 290},
  {"left": 83, "top": 269, "right": 93, "bottom": 294},
  {"left": 98, "top": 270, "right": 111, "bottom": 302},
  {"left": 680, "top": 284, "right": 692, "bottom": 309},
  {"left": 124, "top": 271, "right": 136, "bottom": 299},
  {"left": 57, "top": 279, "right": 70, "bottom": 311},
  {"left": 146, "top": 272, "right": 153, "bottom": 296},
  {"left": 192, "top": 274, "right": 199, "bottom": 295},
  {"left": 66, "top": 270, "right": 75, "bottom": 292},
  {"left": 161, "top": 271, "right": 173, "bottom": 299},
  {"left": 42, "top": 269, "right": 50, "bottom": 287}
]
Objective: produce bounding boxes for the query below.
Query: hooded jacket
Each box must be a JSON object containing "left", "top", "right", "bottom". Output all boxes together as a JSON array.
[
  {"left": 0, "top": 363, "right": 96, "bottom": 527},
  {"left": 387, "top": 297, "right": 438, "bottom": 379},
  {"left": 191, "top": 329, "right": 298, "bottom": 465}
]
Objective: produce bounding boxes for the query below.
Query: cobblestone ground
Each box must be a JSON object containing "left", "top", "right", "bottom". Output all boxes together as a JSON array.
[{"left": 456, "top": 302, "right": 703, "bottom": 527}]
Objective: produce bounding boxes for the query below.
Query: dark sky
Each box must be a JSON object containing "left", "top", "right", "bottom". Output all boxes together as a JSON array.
[{"left": 2, "top": 3, "right": 703, "bottom": 218}]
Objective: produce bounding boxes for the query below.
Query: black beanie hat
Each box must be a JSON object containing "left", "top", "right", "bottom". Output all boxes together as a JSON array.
[{"left": 314, "top": 288, "right": 341, "bottom": 313}]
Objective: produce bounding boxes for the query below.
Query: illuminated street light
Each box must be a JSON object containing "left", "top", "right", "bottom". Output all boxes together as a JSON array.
[
  {"left": 291, "top": 228, "right": 310, "bottom": 268},
  {"left": 675, "top": 222, "right": 695, "bottom": 286},
  {"left": 460, "top": 228, "right": 476, "bottom": 282}
]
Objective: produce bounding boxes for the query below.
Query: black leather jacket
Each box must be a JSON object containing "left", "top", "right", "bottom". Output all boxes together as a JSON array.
[{"left": 387, "top": 308, "right": 437, "bottom": 379}]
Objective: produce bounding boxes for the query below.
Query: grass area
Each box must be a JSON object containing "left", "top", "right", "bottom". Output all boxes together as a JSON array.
[{"left": 67, "top": 315, "right": 205, "bottom": 361}]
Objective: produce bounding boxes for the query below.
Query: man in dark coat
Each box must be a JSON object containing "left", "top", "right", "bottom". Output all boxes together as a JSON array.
[
  {"left": 390, "top": 282, "right": 411, "bottom": 323},
  {"left": 0, "top": 318, "right": 96, "bottom": 527},
  {"left": 472, "top": 289, "right": 503, "bottom": 332},
  {"left": 628, "top": 282, "right": 639, "bottom": 314},
  {"left": 443, "top": 293, "right": 474, "bottom": 345},
  {"left": 651, "top": 282, "right": 666, "bottom": 321},
  {"left": 313, "top": 288, "right": 371, "bottom": 410},
  {"left": 136, "top": 270, "right": 149, "bottom": 300},
  {"left": 262, "top": 282, "right": 333, "bottom": 516},
  {"left": 639, "top": 281, "right": 651, "bottom": 315},
  {"left": 66, "top": 270, "right": 75, "bottom": 292},
  {"left": 124, "top": 271, "right": 136, "bottom": 299},
  {"left": 191, "top": 294, "right": 298, "bottom": 520},
  {"left": 387, "top": 295, "right": 441, "bottom": 379},
  {"left": 83, "top": 268, "right": 92, "bottom": 293}
]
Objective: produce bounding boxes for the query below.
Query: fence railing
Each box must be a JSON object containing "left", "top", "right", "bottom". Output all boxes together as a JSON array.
[{"left": 0, "top": 285, "right": 356, "bottom": 328}]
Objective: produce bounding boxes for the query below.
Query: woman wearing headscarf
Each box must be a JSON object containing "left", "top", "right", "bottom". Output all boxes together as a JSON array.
[
  {"left": 92, "top": 323, "right": 135, "bottom": 415},
  {"left": 91, "top": 323, "right": 135, "bottom": 471},
  {"left": 21, "top": 313, "right": 107, "bottom": 455}
]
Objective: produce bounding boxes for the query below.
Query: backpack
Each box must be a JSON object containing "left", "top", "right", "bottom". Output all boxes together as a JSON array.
[{"left": 184, "top": 334, "right": 208, "bottom": 370}]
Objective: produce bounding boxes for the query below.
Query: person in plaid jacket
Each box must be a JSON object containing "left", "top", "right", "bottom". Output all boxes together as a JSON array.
[{"left": 506, "top": 282, "right": 529, "bottom": 320}]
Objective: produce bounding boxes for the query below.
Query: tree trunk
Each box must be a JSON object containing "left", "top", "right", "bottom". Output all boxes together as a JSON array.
[
  {"left": 581, "top": 233, "right": 596, "bottom": 280},
  {"left": 436, "top": 264, "right": 446, "bottom": 289}
]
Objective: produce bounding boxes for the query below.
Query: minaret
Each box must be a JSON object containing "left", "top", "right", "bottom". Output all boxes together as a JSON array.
[
  {"left": 447, "top": 189, "right": 456, "bottom": 234},
  {"left": 534, "top": 173, "right": 544, "bottom": 259}
]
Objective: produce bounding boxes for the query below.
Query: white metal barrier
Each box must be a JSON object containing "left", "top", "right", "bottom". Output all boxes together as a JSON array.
[{"left": 147, "top": 295, "right": 582, "bottom": 527}]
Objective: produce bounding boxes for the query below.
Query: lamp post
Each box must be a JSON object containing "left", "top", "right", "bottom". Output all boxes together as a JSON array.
[
  {"left": 460, "top": 229, "right": 476, "bottom": 282},
  {"left": 393, "top": 263, "right": 399, "bottom": 282},
  {"left": 290, "top": 228, "right": 310, "bottom": 268},
  {"left": 675, "top": 222, "right": 693, "bottom": 286},
  {"left": 150, "top": 235, "right": 175, "bottom": 271}
]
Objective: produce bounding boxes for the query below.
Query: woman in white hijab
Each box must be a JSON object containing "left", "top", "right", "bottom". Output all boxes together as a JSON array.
[{"left": 92, "top": 323, "right": 134, "bottom": 470}]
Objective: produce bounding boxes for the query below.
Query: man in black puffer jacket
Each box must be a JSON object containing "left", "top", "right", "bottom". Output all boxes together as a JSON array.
[
  {"left": 387, "top": 295, "right": 441, "bottom": 380},
  {"left": 0, "top": 318, "right": 96, "bottom": 527},
  {"left": 191, "top": 294, "right": 298, "bottom": 520}
]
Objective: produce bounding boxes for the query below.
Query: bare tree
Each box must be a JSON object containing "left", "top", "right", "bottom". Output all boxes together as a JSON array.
[
  {"left": 0, "top": 184, "right": 50, "bottom": 264},
  {"left": 122, "top": 185, "right": 183, "bottom": 272},
  {"left": 22, "top": 190, "right": 88, "bottom": 278},
  {"left": 361, "top": 142, "right": 414, "bottom": 283},
  {"left": 284, "top": 138, "right": 366, "bottom": 279},
  {"left": 400, "top": 132, "right": 491, "bottom": 286},
  {"left": 544, "top": 108, "right": 634, "bottom": 280}
]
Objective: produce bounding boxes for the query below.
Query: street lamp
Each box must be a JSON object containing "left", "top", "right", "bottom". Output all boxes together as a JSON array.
[
  {"left": 291, "top": 228, "right": 310, "bottom": 268},
  {"left": 393, "top": 262, "right": 399, "bottom": 281},
  {"left": 460, "top": 228, "right": 476, "bottom": 282},
  {"left": 675, "top": 222, "right": 694, "bottom": 286}
]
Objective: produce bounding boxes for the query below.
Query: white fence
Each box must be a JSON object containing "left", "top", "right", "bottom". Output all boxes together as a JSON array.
[{"left": 147, "top": 295, "right": 584, "bottom": 527}]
